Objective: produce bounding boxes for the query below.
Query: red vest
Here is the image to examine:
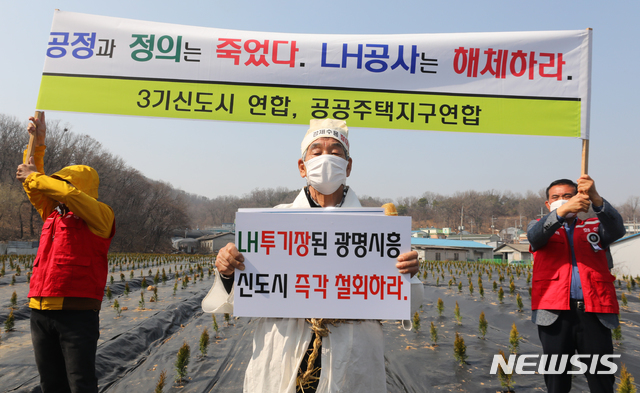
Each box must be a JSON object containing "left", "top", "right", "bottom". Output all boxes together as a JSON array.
[
  {"left": 28, "top": 211, "right": 115, "bottom": 301},
  {"left": 531, "top": 217, "right": 618, "bottom": 314}
]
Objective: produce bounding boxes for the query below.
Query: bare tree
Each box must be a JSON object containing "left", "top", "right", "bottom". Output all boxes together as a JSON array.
[
  {"left": 0, "top": 113, "right": 190, "bottom": 251},
  {"left": 617, "top": 196, "right": 640, "bottom": 224}
]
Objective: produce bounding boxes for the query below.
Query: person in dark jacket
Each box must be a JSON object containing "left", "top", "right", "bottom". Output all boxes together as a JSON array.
[{"left": 527, "top": 175, "right": 625, "bottom": 393}]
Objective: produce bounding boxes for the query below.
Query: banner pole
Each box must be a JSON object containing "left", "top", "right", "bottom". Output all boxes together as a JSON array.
[
  {"left": 581, "top": 28, "right": 592, "bottom": 177},
  {"left": 581, "top": 139, "right": 589, "bottom": 175},
  {"left": 25, "top": 111, "right": 43, "bottom": 164}
]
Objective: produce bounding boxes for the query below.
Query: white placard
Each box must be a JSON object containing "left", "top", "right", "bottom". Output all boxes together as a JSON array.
[{"left": 233, "top": 209, "right": 412, "bottom": 319}]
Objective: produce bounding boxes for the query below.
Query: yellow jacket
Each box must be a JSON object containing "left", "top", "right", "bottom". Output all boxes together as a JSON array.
[
  {"left": 23, "top": 146, "right": 115, "bottom": 310},
  {"left": 22, "top": 146, "right": 114, "bottom": 238}
]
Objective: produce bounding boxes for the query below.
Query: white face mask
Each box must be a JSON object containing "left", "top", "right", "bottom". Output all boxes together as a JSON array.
[
  {"left": 304, "top": 155, "right": 348, "bottom": 195},
  {"left": 549, "top": 199, "right": 576, "bottom": 218}
]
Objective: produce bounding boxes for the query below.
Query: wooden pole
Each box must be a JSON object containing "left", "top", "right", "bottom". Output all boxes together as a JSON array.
[
  {"left": 581, "top": 139, "right": 589, "bottom": 175},
  {"left": 24, "top": 111, "right": 43, "bottom": 164}
]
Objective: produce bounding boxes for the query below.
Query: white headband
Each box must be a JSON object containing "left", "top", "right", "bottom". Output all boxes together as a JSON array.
[{"left": 300, "top": 119, "right": 349, "bottom": 157}]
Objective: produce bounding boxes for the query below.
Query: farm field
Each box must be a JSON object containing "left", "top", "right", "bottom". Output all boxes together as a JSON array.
[{"left": 1, "top": 255, "right": 639, "bottom": 392}]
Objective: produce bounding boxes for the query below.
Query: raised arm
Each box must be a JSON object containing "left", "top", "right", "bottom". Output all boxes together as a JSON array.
[
  {"left": 527, "top": 214, "right": 562, "bottom": 252},
  {"left": 17, "top": 112, "right": 57, "bottom": 220},
  {"left": 577, "top": 175, "right": 626, "bottom": 247},
  {"left": 594, "top": 200, "right": 626, "bottom": 248}
]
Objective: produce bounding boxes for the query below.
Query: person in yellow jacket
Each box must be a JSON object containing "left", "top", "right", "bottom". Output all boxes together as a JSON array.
[{"left": 16, "top": 112, "right": 115, "bottom": 393}]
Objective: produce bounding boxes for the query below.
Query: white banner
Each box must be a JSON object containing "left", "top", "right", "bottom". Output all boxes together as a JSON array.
[
  {"left": 233, "top": 208, "right": 412, "bottom": 319},
  {"left": 37, "top": 11, "right": 591, "bottom": 138}
]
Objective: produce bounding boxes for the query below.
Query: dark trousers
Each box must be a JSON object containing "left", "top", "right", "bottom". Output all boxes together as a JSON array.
[
  {"left": 537, "top": 303, "right": 615, "bottom": 393},
  {"left": 30, "top": 309, "right": 100, "bottom": 393}
]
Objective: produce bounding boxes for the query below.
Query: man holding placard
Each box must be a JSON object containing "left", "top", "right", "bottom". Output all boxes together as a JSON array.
[
  {"left": 203, "top": 119, "right": 422, "bottom": 393},
  {"left": 527, "top": 177, "right": 625, "bottom": 393}
]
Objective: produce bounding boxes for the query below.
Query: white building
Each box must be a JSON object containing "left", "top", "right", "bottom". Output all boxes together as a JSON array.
[
  {"left": 411, "top": 238, "right": 494, "bottom": 261},
  {"left": 624, "top": 222, "right": 640, "bottom": 236},
  {"left": 197, "top": 232, "right": 235, "bottom": 254},
  {"left": 493, "top": 243, "right": 532, "bottom": 264},
  {"left": 611, "top": 234, "right": 640, "bottom": 277}
]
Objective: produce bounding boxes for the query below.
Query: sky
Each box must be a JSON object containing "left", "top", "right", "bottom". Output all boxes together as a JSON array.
[{"left": 1, "top": 1, "right": 638, "bottom": 205}]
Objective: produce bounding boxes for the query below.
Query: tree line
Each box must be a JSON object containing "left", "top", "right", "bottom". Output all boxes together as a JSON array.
[
  {"left": 0, "top": 114, "right": 188, "bottom": 252},
  {"left": 1, "top": 114, "right": 638, "bottom": 252},
  {"left": 186, "top": 184, "right": 639, "bottom": 237}
]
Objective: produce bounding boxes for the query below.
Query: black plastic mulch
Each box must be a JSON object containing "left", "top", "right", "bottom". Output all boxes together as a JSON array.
[{"left": 2, "top": 266, "right": 640, "bottom": 393}]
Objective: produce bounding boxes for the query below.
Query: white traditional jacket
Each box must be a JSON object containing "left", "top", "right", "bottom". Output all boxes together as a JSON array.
[{"left": 202, "top": 188, "right": 424, "bottom": 393}]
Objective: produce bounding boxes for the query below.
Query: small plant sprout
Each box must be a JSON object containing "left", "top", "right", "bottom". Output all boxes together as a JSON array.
[
  {"left": 454, "top": 301, "right": 462, "bottom": 325},
  {"left": 212, "top": 314, "right": 219, "bottom": 337},
  {"left": 200, "top": 328, "right": 210, "bottom": 357},
  {"left": 496, "top": 350, "right": 515, "bottom": 392},
  {"left": 139, "top": 290, "right": 145, "bottom": 310},
  {"left": 437, "top": 298, "right": 444, "bottom": 316},
  {"left": 412, "top": 311, "right": 420, "bottom": 332},
  {"left": 498, "top": 287, "right": 505, "bottom": 303},
  {"left": 516, "top": 293, "right": 524, "bottom": 312},
  {"left": 453, "top": 332, "right": 467, "bottom": 365},
  {"left": 478, "top": 311, "right": 488, "bottom": 339},
  {"left": 612, "top": 324, "right": 624, "bottom": 345},
  {"left": 10, "top": 291, "right": 17, "bottom": 309},
  {"left": 114, "top": 299, "right": 122, "bottom": 318},
  {"left": 175, "top": 342, "right": 191, "bottom": 383},
  {"left": 4, "top": 310, "right": 15, "bottom": 332},
  {"left": 617, "top": 363, "right": 636, "bottom": 393},
  {"left": 430, "top": 321, "right": 438, "bottom": 345},
  {"left": 509, "top": 323, "right": 520, "bottom": 354},
  {"left": 154, "top": 370, "right": 167, "bottom": 393}
]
